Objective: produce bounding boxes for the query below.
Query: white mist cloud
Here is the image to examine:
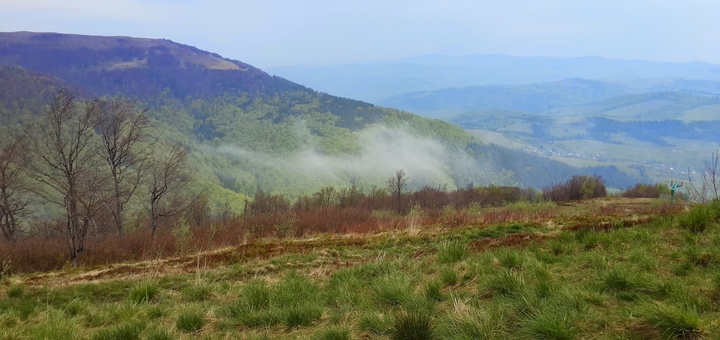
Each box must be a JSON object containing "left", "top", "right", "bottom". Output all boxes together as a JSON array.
[{"left": 214, "top": 125, "right": 476, "bottom": 192}]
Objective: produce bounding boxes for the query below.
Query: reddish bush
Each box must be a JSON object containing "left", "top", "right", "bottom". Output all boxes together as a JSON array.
[
  {"left": 543, "top": 175, "right": 607, "bottom": 201},
  {"left": 622, "top": 183, "right": 667, "bottom": 198}
]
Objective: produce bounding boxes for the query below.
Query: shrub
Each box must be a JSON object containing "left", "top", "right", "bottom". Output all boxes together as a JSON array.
[
  {"left": 623, "top": 183, "right": 667, "bottom": 198},
  {"left": 176, "top": 310, "right": 205, "bottom": 333},
  {"left": 543, "top": 175, "right": 606, "bottom": 202},
  {"left": 392, "top": 312, "right": 434, "bottom": 340}
]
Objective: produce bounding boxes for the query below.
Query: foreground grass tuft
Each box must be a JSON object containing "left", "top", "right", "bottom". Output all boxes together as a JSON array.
[
  {"left": 392, "top": 312, "right": 434, "bottom": 340},
  {"left": 7, "top": 285, "right": 23, "bottom": 299},
  {"left": 437, "top": 240, "right": 469, "bottom": 264},
  {"left": 638, "top": 302, "right": 702, "bottom": 339},
  {"left": 679, "top": 205, "right": 713, "bottom": 234},
  {"left": 128, "top": 282, "right": 159, "bottom": 304},
  {"left": 176, "top": 309, "right": 205, "bottom": 333},
  {"left": 313, "top": 326, "right": 351, "bottom": 340},
  {"left": 92, "top": 322, "right": 145, "bottom": 340}
]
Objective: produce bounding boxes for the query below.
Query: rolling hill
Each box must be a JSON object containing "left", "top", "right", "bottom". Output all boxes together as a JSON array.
[{"left": 0, "top": 32, "right": 642, "bottom": 213}]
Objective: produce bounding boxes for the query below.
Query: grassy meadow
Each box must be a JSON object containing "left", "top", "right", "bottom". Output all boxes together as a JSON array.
[{"left": 2, "top": 198, "right": 720, "bottom": 339}]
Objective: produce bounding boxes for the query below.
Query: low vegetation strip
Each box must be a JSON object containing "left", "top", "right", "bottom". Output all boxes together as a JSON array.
[{"left": 2, "top": 198, "right": 718, "bottom": 339}]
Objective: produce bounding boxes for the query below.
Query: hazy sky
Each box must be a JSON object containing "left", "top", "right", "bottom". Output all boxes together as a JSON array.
[{"left": 1, "top": 0, "right": 719, "bottom": 68}]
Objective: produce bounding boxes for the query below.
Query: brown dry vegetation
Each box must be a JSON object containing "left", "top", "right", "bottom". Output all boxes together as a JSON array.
[{"left": 2, "top": 197, "right": 682, "bottom": 287}]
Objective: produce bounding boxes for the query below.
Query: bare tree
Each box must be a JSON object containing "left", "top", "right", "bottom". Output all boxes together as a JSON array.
[
  {"left": 24, "top": 90, "right": 105, "bottom": 267},
  {"left": 147, "top": 142, "right": 191, "bottom": 234},
  {"left": 96, "top": 99, "right": 149, "bottom": 236},
  {"left": 688, "top": 149, "right": 720, "bottom": 202},
  {"left": 0, "top": 133, "right": 29, "bottom": 242},
  {"left": 386, "top": 169, "right": 409, "bottom": 214}
]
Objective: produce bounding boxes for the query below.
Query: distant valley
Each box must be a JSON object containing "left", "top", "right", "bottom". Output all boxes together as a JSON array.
[{"left": 272, "top": 58, "right": 720, "bottom": 185}]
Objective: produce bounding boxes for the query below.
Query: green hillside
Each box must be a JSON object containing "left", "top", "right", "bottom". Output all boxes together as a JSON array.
[{"left": 0, "top": 32, "right": 646, "bottom": 227}]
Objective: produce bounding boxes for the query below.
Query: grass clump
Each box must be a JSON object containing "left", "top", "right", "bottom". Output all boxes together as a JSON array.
[
  {"left": 373, "top": 274, "right": 413, "bottom": 306},
  {"left": 520, "top": 312, "right": 578, "bottom": 340},
  {"left": 392, "top": 312, "right": 434, "bottom": 340},
  {"left": 485, "top": 269, "right": 526, "bottom": 296},
  {"left": 181, "top": 283, "right": 212, "bottom": 302},
  {"left": 496, "top": 249, "right": 524, "bottom": 269},
  {"left": 599, "top": 267, "right": 640, "bottom": 293},
  {"left": 92, "top": 322, "right": 145, "bottom": 340},
  {"left": 282, "top": 304, "right": 323, "bottom": 329},
  {"left": 176, "top": 309, "right": 205, "bottom": 333},
  {"left": 435, "top": 311, "right": 496, "bottom": 339},
  {"left": 358, "top": 312, "right": 394, "bottom": 335},
  {"left": 30, "top": 311, "right": 78, "bottom": 340},
  {"left": 424, "top": 280, "right": 444, "bottom": 301},
  {"left": 242, "top": 280, "right": 271, "bottom": 310},
  {"left": 7, "top": 285, "right": 23, "bottom": 299},
  {"left": 440, "top": 267, "right": 459, "bottom": 286},
  {"left": 638, "top": 302, "right": 702, "bottom": 339},
  {"left": 314, "top": 326, "right": 351, "bottom": 340},
  {"left": 128, "top": 282, "right": 158, "bottom": 304},
  {"left": 437, "top": 240, "right": 469, "bottom": 264},
  {"left": 144, "top": 327, "right": 174, "bottom": 340},
  {"left": 679, "top": 205, "right": 713, "bottom": 234}
]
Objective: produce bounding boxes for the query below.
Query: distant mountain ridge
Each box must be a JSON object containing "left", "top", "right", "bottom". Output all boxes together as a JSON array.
[
  {"left": 269, "top": 54, "right": 720, "bottom": 103},
  {"left": 378, "top": 78, "right": 632, "bottom": 118}
]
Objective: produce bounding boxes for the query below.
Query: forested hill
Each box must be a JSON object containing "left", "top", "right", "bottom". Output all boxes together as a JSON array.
[
  {"left": 0, "top": 32, "right": 387, "bottom": 130},
  {"left": 0, "top": 32, "right": 642, "bottom": 210}
]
